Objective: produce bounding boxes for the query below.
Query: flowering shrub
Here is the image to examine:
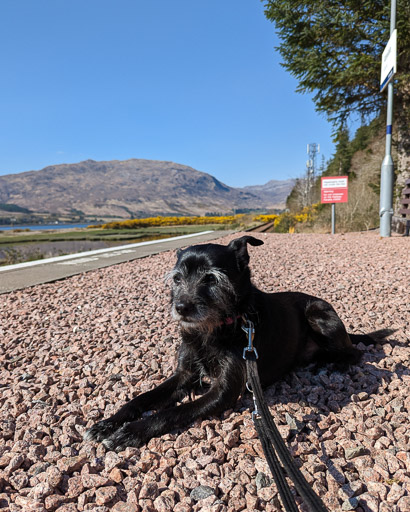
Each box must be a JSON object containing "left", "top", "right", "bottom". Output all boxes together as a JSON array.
[
  {"left": 275, "top": 204, "right": 319, "bottom": 232},
  {"left": 254, "top": 205, "right": 319, "bottom": 233},
  {"left": 92, "top": 215, "right": 245, "bottom": 229},
  {"left": 253, "top": 214, "right": 279, "bottom": 223}
]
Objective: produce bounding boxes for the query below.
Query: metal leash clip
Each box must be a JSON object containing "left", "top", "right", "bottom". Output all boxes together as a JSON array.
[
  {"left": 251, "top": 395, "right": 261, "bottom": 422},
  {"left": 242, "top": 318, "right": 260, "bottom": 422},
  {"left": 241, "top": 316, "right": 258, "bottom": 360}
]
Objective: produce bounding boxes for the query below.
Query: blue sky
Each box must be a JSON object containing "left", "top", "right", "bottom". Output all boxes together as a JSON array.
[{"left": 0, "top": 0, "right": 336, "bottom": 187}]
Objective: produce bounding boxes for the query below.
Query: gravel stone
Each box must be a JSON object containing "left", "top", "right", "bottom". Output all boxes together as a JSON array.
[
  {"left": 139, "top": 482, "right": 159, "bottom": 500},
  {"left": 190, "top": 485, "right": 216, "bottom": 501},
  {"left": 344, "top": 445, "right": 368, "bottom": 460},
  {"left": 44, "top": 494, "right": 68, "bottom": 510},
  {"left": 104, "top": 452, "right": 121, "bottom": 472},
  {"left": 397, "top": 496, "right": 410, "bottom": 511},
  {"left": 9, "top": 472, "right": 29, "bottom": 490},
  {"left": 54, "top": 504, "right": 79, "bottom": 512},
  {"left": 66, "top": 475, "right": 84, "bottom": 498},
  {"left": 1, "top": 231, "right": 409, "bottom": 511},
  {"left": 5, "top": 454, "right": 25, "bottom": 475},
  {"left": 285, "top": 413, "right": 305, "bottom": 434},
  {"left": 56, "top": 455, "right": 87, "bottom": 473},
  {"left": 95, "top": 485, "right": 118, "bottom": 505},
  {"left": 342, "top": 497, "right": 359, "bottom": 511},
  {"left": 359, "top": 492, "right": 380, "bottom": 512},
  {"left": 81, "top": 473, "right": 111, "bottom": 489},
  {"left": 28, "top": 482, "right": 54, "bottom": 500},
  {"left": 111, "top": 503, "right": 139, "bottom": 512},
  {"left": 45, "top": 466, "right": 63, "bottom": 488},
  {"left": 255, "top": 472, "right": 272, "bottom": 490},
  {"left": 387, "top": 482, "right": 406, "bottom": 503}
]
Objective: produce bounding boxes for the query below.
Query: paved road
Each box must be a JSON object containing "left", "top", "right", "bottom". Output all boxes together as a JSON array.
[{"left": 0, "top": 230, "right": 232, "bottom": 294}]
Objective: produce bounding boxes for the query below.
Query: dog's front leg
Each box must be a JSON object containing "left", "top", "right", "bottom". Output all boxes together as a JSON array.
[
  {"left": 84, "top": 369, "right": 194, "bottom": 443},
  {"left": 102, "top": 355, "right": 245, "bottom": 451}
]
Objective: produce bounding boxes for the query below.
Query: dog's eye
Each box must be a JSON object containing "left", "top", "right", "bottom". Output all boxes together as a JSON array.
[
  {"left": 173, "top": 274, "right": 182, "bottom": 284},
  {"left": 202, "top": 273, "right": 217, "bottom": 285}
]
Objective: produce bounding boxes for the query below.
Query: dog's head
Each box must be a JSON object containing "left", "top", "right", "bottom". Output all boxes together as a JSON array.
[{"left": 166, "top": 236, "right": 263, "bottom": 331}]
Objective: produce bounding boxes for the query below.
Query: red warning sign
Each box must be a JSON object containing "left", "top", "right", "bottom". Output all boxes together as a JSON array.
[{"left": 321, "top": 176, "right": 348, "bottom": 204}]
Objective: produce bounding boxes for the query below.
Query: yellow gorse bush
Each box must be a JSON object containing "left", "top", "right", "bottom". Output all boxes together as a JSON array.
[
  {"left": 253, "top": 204, "right": 319, "bottom": 233},
  {"left": 253, "top": 214, "right": 279, "bottom": 223},
  {"left": 93, "top": 215, "right": 245, "bottom": 229}
]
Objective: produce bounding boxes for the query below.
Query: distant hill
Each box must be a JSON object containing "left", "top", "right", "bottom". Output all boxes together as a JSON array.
[
  {"left": 0, "top": 159, "right": 294, "bottom": 220},
  {"left": 243, "top": 179, "right": 296, "bottom": 208}
]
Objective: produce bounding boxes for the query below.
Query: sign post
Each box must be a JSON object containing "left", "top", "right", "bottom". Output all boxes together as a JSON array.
[
  {"left": 379, "top": 0, "right": 397, "bottom": 237},
  {"left": 380, "top": 28, "right": 397, "bottom": 93},
  {"left": 321, "top": 176, "right": 348, "bottom": 234}
]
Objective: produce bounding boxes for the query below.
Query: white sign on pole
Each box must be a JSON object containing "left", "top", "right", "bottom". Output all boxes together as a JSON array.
[
  {"left": 321, "top": 177, "right": 348, "bottom": 189},
  {"left": 380, "top": 29, "right": 397, "bottom": 92}
]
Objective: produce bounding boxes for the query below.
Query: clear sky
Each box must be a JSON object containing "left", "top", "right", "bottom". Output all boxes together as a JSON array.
[{"left": 0, "top": 0, "right": 336, "bottom": 187}]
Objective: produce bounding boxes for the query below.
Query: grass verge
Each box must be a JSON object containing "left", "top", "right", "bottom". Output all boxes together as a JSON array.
[{"left": 0, "top": 224, "right": 232, "bottom": 245}]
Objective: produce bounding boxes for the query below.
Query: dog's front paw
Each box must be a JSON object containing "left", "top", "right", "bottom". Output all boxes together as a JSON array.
[
  {"left": 102, "top": 421, "right": 145, "bottom": 452},
  {"left": 83, "top": 419, "right": 119, "bottom": 443}
]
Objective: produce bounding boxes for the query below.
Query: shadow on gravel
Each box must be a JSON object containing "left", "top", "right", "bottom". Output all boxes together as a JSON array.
[
  {"left": 250, "top": 336, "right": 407, "bottom": 412},
  {"left": 235, "top": 336, "right": 407, "bottom": 502},
  {"left": 238, "top": 335, "right": 408, "bottom": 443}
]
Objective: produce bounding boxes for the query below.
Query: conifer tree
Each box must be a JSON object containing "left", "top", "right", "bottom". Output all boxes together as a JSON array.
[
  {"left": 263, "top": 0, "right": 409, "bottom": 124},
  {"left": 263, "top": 0, "right": 410, "bottom": 194}
]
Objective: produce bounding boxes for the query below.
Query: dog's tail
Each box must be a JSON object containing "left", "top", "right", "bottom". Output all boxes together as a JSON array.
[{"left": 349, "top": 328, "right": 397, "bottom": 346}]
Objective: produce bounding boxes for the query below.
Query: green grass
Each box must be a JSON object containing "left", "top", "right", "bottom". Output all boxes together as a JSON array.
[{"left": 0, "top": 224, "right": 234, "bottom": 244}]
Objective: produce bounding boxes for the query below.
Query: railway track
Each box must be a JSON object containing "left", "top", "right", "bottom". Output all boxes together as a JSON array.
[{"left": 246, "top": 221, "right": 275, "bottom": 233}]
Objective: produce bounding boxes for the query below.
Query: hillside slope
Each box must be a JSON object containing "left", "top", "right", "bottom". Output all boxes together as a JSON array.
[{"left": 0, "top": 159, "right": 293, "bottom": 219}]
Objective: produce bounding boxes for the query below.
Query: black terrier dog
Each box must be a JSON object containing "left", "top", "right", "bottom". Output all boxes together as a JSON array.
[{"left": 85, "top": 235, "right": 373, "bottom": 451}]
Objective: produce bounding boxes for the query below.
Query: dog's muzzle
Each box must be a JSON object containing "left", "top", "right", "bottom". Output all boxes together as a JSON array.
[{"left": 175, "top": 300, "right": 196, "bottom": 318}]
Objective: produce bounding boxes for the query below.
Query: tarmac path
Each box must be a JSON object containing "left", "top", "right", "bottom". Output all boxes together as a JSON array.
[{"left": 0, "top": 230, "right": 232, "bottom": 294}]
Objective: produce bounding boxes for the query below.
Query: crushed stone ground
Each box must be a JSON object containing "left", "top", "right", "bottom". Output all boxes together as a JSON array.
[{"left": 0, "top": 231, "right": 409, "bottom": 511}]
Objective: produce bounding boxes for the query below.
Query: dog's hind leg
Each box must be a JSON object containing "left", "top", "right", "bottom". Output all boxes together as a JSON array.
[{"left": 305, "top": 299, "right": 362, "bottom": 366}]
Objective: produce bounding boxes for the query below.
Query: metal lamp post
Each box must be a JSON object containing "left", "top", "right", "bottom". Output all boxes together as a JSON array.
[{"left": 379, "top": 0, "right": 397, "bottom": 237}]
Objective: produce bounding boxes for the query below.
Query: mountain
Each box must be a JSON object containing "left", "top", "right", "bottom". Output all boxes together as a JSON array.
[
  {"left": 0, "top": 159, "right": 294, "bottom": 219},
  {"left": 243, "top": 179, "right": 296, "bottom": 208}
]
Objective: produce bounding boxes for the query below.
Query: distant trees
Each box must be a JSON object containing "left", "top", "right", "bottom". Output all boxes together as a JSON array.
[
  {"left": 0, "top": 203, "right": 32, "bottom": 213},
  {"left": 287, "top": 118, "right": 384, "bottom": 231},
  {"left": 290, "top": 175, "right": 315, "bottom": 210}
]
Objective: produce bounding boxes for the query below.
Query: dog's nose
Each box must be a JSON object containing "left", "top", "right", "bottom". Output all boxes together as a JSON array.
[{"left": 175, "top": 301, "right": 195, "bottom": 317}]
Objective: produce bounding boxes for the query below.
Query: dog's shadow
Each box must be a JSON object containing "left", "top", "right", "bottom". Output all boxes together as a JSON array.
[
  {"left": 237, "top": 336, "right": 406, "bottom": 499},
  {"left": 242, "top": 339, "right": 410, "bottom": 415},
  {"left": 239, "top": 335, "right": 407, "bottom": 430}
]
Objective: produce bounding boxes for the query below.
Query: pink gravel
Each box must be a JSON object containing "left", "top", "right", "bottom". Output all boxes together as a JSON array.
[{"left": 0, "top": 231, "right": 409, "bottom": 512}]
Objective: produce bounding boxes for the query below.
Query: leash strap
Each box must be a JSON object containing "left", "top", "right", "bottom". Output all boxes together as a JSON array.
[{"left": 242, "top": 318, "right": 327, "bottom": 512}]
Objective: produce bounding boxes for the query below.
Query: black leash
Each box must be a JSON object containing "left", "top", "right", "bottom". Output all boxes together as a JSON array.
[{"left": 242, "top": 318, "right": 328, "bottom": 512}]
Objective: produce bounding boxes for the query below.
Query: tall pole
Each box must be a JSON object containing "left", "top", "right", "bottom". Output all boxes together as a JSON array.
[
  {"left": 379, "top": 0, "right": 396, "bottom": 237},
  {"left": 306, "top": 143, "right": 319, "bottom": 206}
]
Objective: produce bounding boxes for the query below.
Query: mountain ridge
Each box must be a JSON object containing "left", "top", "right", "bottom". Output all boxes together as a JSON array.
[{"left": 0, "top": 158, "right": 294, "bottom": 220}]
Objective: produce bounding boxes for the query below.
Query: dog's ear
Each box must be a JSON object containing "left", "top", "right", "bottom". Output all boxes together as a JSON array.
[{"left": 228, "top": 236, "right": 263, "bottom": 270}]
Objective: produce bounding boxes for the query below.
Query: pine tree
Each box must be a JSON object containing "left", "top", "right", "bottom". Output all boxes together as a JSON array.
[
  {"left": 263, "top": 0, "right": 410, "bottom": 213},
  {"left": 263, "top": 0, "right": 409, "bottom": 124}
]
